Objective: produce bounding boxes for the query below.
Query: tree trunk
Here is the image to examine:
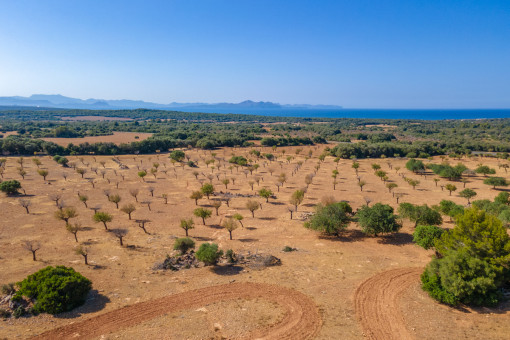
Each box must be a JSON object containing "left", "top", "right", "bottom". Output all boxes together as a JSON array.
[
  {"left": 83, "top": 254, "right": 88, "bottom": 265},
  {"left": 128, "top": 213, "right": 132, "bottom": 220},
  {"left": 229, "top": 231, "right": 232, "bottom": 240},
  {"left": 25, "top": 207, "right": 29, "bottom": 214},
  {"left": 103, "top": 222, "right": 108, "bottom": 230},
  {"left": 185, "top": 229, "right": 188, "bottom": 236},
  {"left": 74, "top": 233, "right": 78, "bottom": 242},
  {"left": 32, "top": 251, "right": 37, "bottom": 261},
  {"left": 119, "top": 237, "right": 123, "bottom": 246},
  {"left": 202, "top": 217, "right": 205, "bottom": 225}
]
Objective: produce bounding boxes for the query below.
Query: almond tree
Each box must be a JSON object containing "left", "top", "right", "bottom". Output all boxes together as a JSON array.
[
  {"left": 111, "top": 229, "right": 128, "bottom": 246},
  {"left": 55, "top": 207, "right": 78, "bottom": 226},
  {"left": 66, "top": 223, "right": 84, "bottom": 242},
  {"left": 246, "top": 200, "right": 259, "bottom": 217},
  {"left": 19, "top": 198, "right": 31, "bottom": 214},
  {"left": 137, "top": 219, "right": 150, "bottom": 234},
  {"left": 211, "top": 200, "right": 222, "bottom": 216},
  {"left": 108, "top": 194, "right": 122, "bottom": 209},
  {"left": 120, "top": 203, "right": 136, "bottom": 219},
  {"left": 233, "top": 213, "right": 244, "bottom": 227},
  {"left": 190, "top": 191, "right": 203, "bottom": 205},
  {"left": 22, "top": 240, "right": 40, "bottom": 261},
  {"left": 76, "top": 168, "right": 86, "bottom": 178},
  {"left": 193, "top": 207, "right": 212, "bottom": 225},
  {"left": 180, "top": 218, "right": 194, "bottom": 236},
  {"left": 129, "top": 188, "right": 139, "bottom": 202},
  {"left": 37, "top": 169, "right": 49, "bottom": 181},
  {"left": 222, "top": 218, "right": 238, "bottom": 240},
  {"left": 79, "top": 193, "right": 89, "bottom": 207},
  {"left": 75, "top": 245, "right": 89, "bottom": 265},
  {"left": 93, "top": 211, "right": 113, "bottom": 230},
  {"left": 290, "top": 190, "right": 305, "bottom": 211}
]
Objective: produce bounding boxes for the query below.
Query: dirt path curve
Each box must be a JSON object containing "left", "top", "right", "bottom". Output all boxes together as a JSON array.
[
  {"left": 354, "top": 267, "right": 422, "bottom": 340},
  {"left": 31, "top": 282, "right": 321, "bottom": 340}
]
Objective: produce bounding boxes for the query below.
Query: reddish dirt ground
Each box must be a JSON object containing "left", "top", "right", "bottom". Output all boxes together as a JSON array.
[{"left": 0, "top": 147, "right": 509, "bottom": 339}]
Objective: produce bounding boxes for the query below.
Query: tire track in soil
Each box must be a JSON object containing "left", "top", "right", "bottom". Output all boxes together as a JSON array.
[
  {"left": 31, "top": 282, "right": 321, "bottom": 340},
  {"left": 354, "top": 267, "right": 422, "bottom": 340}
]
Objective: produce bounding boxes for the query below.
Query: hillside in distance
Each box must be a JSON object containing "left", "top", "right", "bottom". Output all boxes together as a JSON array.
[{"left": 0, "top": 94, "right": 342, "bottom": 111}]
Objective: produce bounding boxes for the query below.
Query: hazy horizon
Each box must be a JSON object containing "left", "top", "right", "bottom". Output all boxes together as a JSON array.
[{"left": 1, "top": 1, "right": 509, "bottom": 108}]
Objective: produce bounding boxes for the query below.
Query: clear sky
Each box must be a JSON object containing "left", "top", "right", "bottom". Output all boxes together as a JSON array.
[{"left": 0, "top": 0, "right": 509, "bottom": 108}]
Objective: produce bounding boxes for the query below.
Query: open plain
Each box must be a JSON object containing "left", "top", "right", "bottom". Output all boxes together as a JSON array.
[{"left": 0, "top": 146, "right": 509, "bottom": 339}]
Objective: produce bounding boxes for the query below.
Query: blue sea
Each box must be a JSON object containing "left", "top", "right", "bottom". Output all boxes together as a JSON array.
[{"left": 175, "top": 108, "right": 510, "bottom": 120}]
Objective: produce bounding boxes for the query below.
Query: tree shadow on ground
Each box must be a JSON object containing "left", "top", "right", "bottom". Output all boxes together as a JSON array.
[
  {"left": 269, "top": 201, "right": 285, "bottom": 205},
  {"left": 207, "top": 224, "right": 223, "bottom": 229},
  {"left": 54, "top": 290, "right": 110, "bottom": 319},
  {"left": 259, "top": 217, "right": 276, "bottom": 221},
  {"left": 245, "top": 227, "right": 257, "bottom": 230},
  {"left": 319, "top": 229, "right": 366, "bottom": 243},
  {"left": 211, "top": 265, "right": 244, "bottom": 276},
  {"left": 238, "top": 238, "right": 259, "bottom": 243},
  {"left": 377, "top": 232, "right": 414, "bottom": 246}
]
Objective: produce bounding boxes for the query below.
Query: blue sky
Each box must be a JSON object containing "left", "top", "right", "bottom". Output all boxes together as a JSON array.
[{"left": 0, "top": 0, "right": 509, "bottom": 108}]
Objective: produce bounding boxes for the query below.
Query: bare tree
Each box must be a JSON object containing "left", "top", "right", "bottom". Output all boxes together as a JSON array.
[
  {"left": 137, "top": 219, "right": 150, "bottom": 234},
  {"left": 148, "top": 187, "right": 155, "bottom": 197},
  {"left": 22, "top": 240, "right": 41, "bottom": 261},
  {"left": 211, "top": 200, "right": 222, "bottom": 216},
  {"left": 19, "top": 199, "right": 31, "bottom": 214},
  {"left": 75, "top": 245, "right": 89, "bottom": 265},
  {"left": 49, "top": 193, "right": 62, "bottom": 206},
  {"left": 129, "top": 188, "right": 139, "bottom": 202},
  {"left": 111, "top": 229, "right": 128, "bottom": 246}
]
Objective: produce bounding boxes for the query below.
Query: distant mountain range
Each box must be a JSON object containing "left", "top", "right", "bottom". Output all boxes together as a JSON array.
[{"left": 0, "top": 94, "right": 342, "bottom": 111}]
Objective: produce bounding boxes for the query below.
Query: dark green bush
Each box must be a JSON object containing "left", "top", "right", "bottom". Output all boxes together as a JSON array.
[
  {"left": 173, "top": 237, "right": 195, "bottom": 254},
  {"left": 0, "top": 180, "right": 21, "bottom": 195},
  {"left": 195, "top": 243, "right": 223, "bottom": 266},
  {"left": 282, "top": 246, "right": 297, "bottom": 252},
  {"left": 304, "top": 202, "right": 352, "bottom": 236},
  {"left": 225, "top": 249, "right": 237, "bottom": 263},
  {"left": 413, "top": 225, "right": 444, "bottom": 250},
  {"left": 15, "top": 266, "right": 92, "bottom": 315}
]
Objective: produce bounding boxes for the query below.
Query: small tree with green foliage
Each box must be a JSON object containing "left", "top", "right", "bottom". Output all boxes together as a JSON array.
[
  {"left": 180, "top": 218, "right": 194, "bottom": 236},
  {"left": 459, "top": 188, "right": 477, "bottom": 204},
  {"left": 246, "top": 200, "right": 259, "bottom": 217},
  {"left": 200, "top": 183, "right": 214, "bottom": 199},
  {"left": 93, "top": 211, "right": 113, "bottom": 230},
  {"left": 195, "top": 243, "right": 223, "bottom": 266},
  {"left": 357, "top": 203, "right": 401, "bottom": 237},
  {"left": 193, "top": 207, "right": 212, "bottom": 225},
  {"left": 445, "top": 183, "right": 457, "bottom": 196},
  {"left": 0, "top": 180, "right": 21, "bottom": 195},
  {"left": 483, "top": 177, "right": 508, "bottom": 190},
  {"left": 258, "top": 188, "right": 273, "bottom": 202},
  {"left": 222, "top": 218, "right": 239, "bottom": 240},
  {"left": 304, "top": 202, "right": 352, "bottom": 236}
]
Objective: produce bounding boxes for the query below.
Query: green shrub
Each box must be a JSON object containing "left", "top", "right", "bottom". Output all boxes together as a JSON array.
[
  {"left": 282, "top": 246, "right": 297, "bottom": 252},
  {"left": 413, "top": 225, "right": 444, "bottom": 250},
  {"left": 225, "top": 249, "right": 237, "bottom": 263},
  {"left": 195, "top": 243, "right": 223, "bottom": 266},
  {"left": 304, "top": 202, "right": 352, "bottom": 236},
  {"left": 0, "top": 180, "right": 21, "bottom": 195},
  {"left": 422, "top": 208, "right": 510, "bottom": 307},
  {"left": 13, "top": 306, "right": 26, "bottom": 318},
  {"left": 173, "top": 238, "right": 195, "bottom": 254},
  {"left": 357, "top": 203, "right": 401, "bottom": 236},
  {"left": 15, "top": 266, "right": 92, "bottom": 315},
  {"left": 169, "top": 150, "right": 185, "bottom": 162}
]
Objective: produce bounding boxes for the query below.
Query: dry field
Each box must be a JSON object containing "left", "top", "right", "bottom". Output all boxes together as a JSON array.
[
  {"left": 41, "top": 132, "right": 153, "bottom": 146},
  {"left": 0, "top": 146, "right": 509, "bottom": 339}
]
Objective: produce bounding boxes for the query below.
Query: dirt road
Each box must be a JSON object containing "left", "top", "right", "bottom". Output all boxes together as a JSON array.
[
  {"left": 354, "top": 267, "right": 422, "bottom": 340},
  {"left": 31, "top": 282, "right": 321, "bottom": 340}
]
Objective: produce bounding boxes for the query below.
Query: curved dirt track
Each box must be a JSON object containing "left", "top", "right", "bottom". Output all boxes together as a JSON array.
[
  {"left": 31, "top": 282, "right": 321, "bottom": 340},
  {"left": 354, "top": 267, "right": 422, "bottom": 340}
]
